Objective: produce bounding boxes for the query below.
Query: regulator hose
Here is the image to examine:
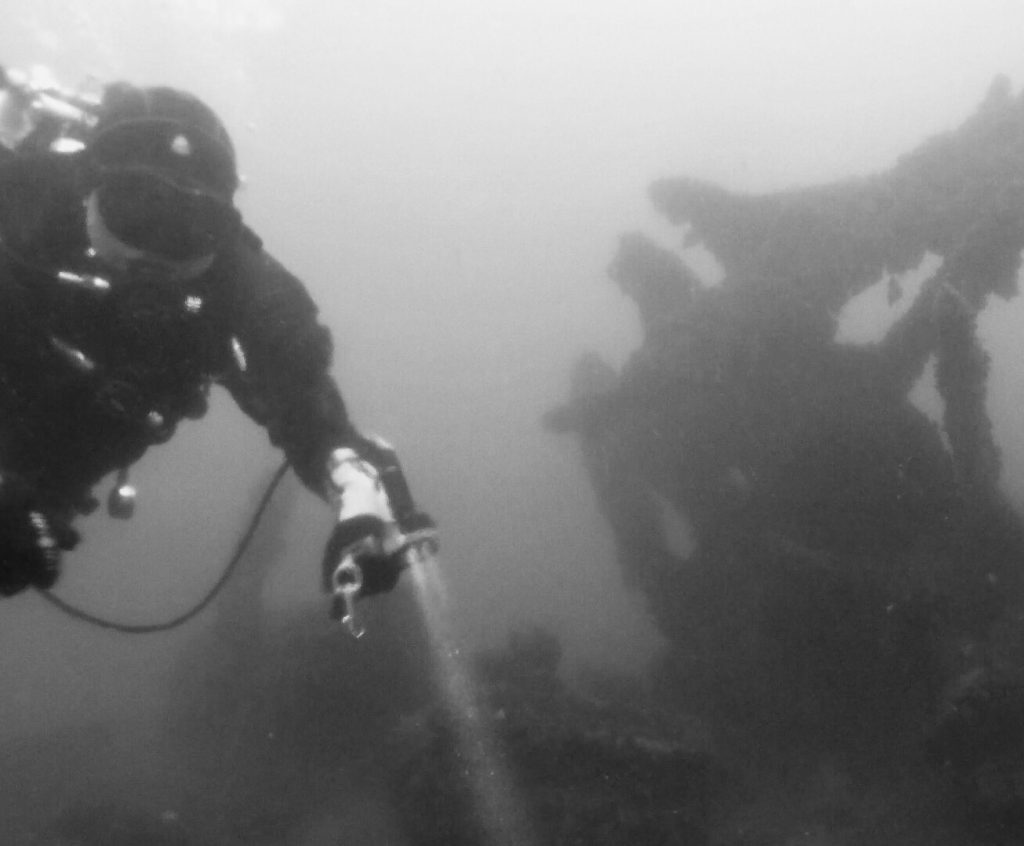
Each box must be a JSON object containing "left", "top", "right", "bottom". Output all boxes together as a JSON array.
[{"left": 35, "top": 459, "right": 290, "bottom": 634}]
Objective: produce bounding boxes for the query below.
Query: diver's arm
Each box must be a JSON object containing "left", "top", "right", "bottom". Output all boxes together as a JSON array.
[
  {"left": 217, "top": 239, "right": 427, "bottom": 522},
  {"left": 219, "top": 240, "right": 436, "bottom": 614},
  {"left": 216, "top": 242, "right": 363, "bottom": 495}
]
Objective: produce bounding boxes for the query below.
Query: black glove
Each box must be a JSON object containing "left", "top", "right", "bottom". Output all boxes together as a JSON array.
[
  {"left": 321, "top": 509, "right": 438, "bottom": 600},
  {"left": 322, "top": 514, "right": 402, "bottom": 598},
  {"left": 0, "top": 479, "right": 79, "bottom": 596}
]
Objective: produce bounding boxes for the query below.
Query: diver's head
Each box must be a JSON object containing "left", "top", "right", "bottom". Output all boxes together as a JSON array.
[{"left": 82, "top": 84, "right": 240, "bottom": 278}]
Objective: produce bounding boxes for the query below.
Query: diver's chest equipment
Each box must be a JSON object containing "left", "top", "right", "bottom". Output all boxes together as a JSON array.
[{"left": 0, "top": 237, "right": 231, "bottom": 520}]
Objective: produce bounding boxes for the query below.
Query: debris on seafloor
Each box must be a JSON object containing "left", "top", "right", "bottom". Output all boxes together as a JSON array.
[{"left": 389, "top": 628, "right": 722, "bottom": 846}]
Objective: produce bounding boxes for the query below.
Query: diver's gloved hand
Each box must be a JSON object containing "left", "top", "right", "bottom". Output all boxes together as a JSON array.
[
  {"left": 0, "top": 478, "right": 79, "bottom": 596},
  {"left": 322, "top": 440, "right": 438, "bottom": 599},
  {"left": 322, "top": 514, "right": 404, "bottom": 598},
  {"left": 322, "top": 510, "right": 439, "bottom": 601}
]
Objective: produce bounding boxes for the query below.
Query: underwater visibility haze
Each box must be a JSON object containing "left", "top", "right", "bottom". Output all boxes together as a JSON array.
[{"left": 2, "top": 1, "right": 1024, "bottom": 843}]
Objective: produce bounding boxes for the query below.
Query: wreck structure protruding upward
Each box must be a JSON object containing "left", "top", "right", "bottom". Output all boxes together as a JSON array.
[{"left": 547, "top": 78, "right": 1024, "bottom": 838}]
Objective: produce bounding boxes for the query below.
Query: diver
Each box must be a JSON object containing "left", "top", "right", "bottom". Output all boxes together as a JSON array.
[{"left": 0, "top": 70, "right": 435, "bottom": 610}]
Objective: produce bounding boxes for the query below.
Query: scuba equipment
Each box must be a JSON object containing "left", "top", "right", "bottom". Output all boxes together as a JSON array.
[
  {"left": 56, "top": 269, "right": 112, "bottom": 293},
  {"left": 92, "top": 167, "right": 240, "bottom": 262},
  {"left": 325, "top": 439, "right": 438, "bottom": 637},
  {"left": 87, "top": 111, "right": 238, "bottom": 200},
  {"left": 0, "top": 64, "right": 101, "bottom": 154},
  {"left": 325, "top": 516, "right": 439, "bottom": 638},
  {"left": 107, "top": 467, "right": 136, "bottom": 519},
  {"left": 0, "top": 473, "right": 79, "bottom": 596},
  {"left": 0, "top": 63, "right": 440, "bottom": 639},
  {"left": 1, "top": 65, "right": 241, "bottom": 264},
  {"left": 85, "top": 86, "right": 242, "bottom": 263},
  {"left": 330, "top": 434, "right": 422, "bottom": 524},
  {"left": 37, "top": 460, "right": 290, "bottom": 634},
  {"left": 39, "top": 449, "right": 437, "bottom": 638}
]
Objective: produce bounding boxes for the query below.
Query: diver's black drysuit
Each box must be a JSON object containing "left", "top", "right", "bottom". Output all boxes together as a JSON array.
[{"left": 0, "top": 151, "right": 377, "bottom": 594}]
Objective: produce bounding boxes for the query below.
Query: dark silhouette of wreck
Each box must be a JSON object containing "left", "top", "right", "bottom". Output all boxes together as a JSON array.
[{"left": 541, "top": 76, "right": 1024, "bottom": 844}]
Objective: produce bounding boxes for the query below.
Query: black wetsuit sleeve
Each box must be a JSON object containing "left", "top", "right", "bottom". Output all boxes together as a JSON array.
[{"left": 218, "top": 241, "right": 362, "bottom": 497}]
